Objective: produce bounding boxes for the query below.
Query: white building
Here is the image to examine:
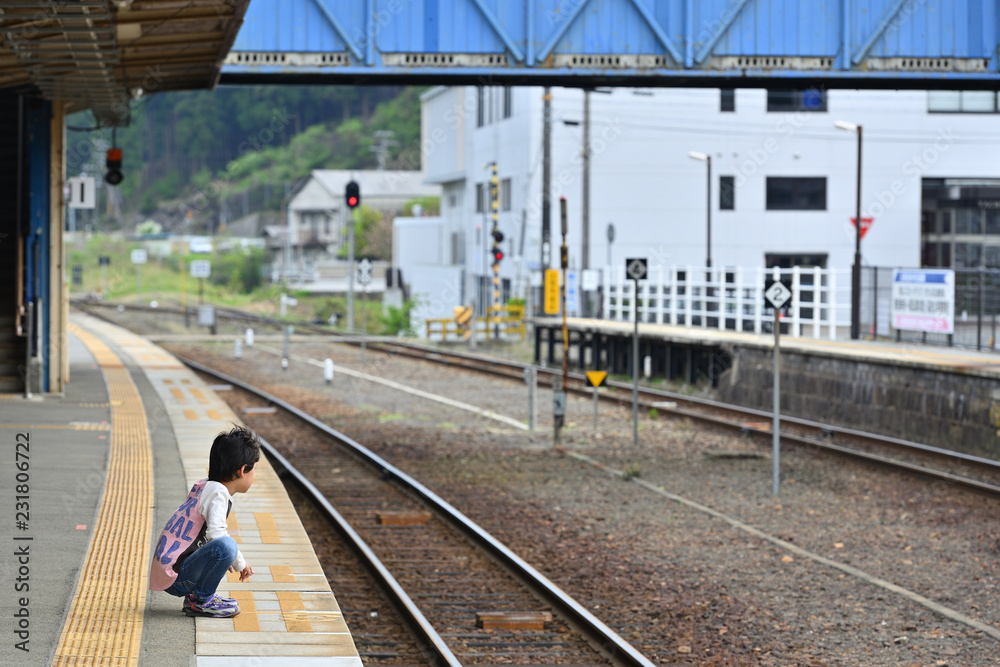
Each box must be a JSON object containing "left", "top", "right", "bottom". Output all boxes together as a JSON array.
[{"left": 417, "top": 85, "right": 1000, "bottom": 319}]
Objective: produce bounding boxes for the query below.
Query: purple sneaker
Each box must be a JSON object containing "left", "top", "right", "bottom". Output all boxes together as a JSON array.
[{"left": 183, "top": 593, "right": 240, "bottom": 618}]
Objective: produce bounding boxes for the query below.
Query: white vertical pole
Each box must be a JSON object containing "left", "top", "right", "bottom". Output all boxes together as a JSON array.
[
  {"left": 812, "top": 266, "right": 822, "bottom": 339},
  {"left": 667, "top": 267, "right": 676, "bottom": 325},
  {"left": 685, "top": 265, "right": 693, "bottom": 327},
  {"left": 717, "top": 266, "right": 725, "bottom": 331},
  {"left": 655, "top": 265, "right": 664, "bottom": 324},
  {"left": 791, "top": 266, "right": 801, "bottom": 337},
  {"left": 603, "top": 265, "right": 612, "bottom": 320},
  {"left": 736, "top": 267, "right": 744, "bottom": 333},
  {"left": 754, "top": 267, "right": 763, "bottom": 334},
  {"left": 829, "top": 268, "right": 838, "bottom": 340}
]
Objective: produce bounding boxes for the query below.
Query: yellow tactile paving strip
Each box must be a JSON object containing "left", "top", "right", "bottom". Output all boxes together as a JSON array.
[
  {"left": 52, "top": 324, "right": 155, "bottom": 666},
  {"left": 70, "top": 314, "right": 362, "bottom": 665}
]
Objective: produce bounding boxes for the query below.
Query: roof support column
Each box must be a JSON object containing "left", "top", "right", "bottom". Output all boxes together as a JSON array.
[{"left": 50, "top": 101, "right": 67, "bottom": 393}]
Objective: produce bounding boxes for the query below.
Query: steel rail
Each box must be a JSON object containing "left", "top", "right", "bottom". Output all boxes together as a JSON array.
[
  {"left": 74, "top": 299, "right": 1000, "bottom": 480},
  {"left": 178, "top": 355, "right": 657, "bottom": 667},
  {"left": 257, "top": 435, "right": 461, "bottom": 667}
]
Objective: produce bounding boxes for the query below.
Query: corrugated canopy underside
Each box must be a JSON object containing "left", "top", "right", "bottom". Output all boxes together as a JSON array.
[{"left": 0, "top": 0, "right": 249, "bottom": 125}]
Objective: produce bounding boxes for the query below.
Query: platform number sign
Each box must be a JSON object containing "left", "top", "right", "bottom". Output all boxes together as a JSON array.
[
  {"left": 68, "top": 176, "right": 96, "bottom": 209},
  {"left": 625, "top": 257, "right": 648, "bottom": 281},
  {"left": 764, "top": 278, "right": 792, "bottom": 310}
]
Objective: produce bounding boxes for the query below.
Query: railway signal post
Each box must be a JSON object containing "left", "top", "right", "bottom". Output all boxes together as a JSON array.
[
  {"left": 764, "top": 275, "right": 793, "bottom": 497},
  {"left": 553, "top": 197, "right": 570, "bottom": 445},
  {"left": 490, "top": 163, "right": 503, "bottom": 339},
  {"left": 625, "top": 257, "right": 648, "bottom": 447},
  {"left": 345, "top": 180, "right": 361, "bottom": 332}
]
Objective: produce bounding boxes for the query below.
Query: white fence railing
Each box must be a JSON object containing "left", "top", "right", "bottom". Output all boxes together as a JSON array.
[{"left": 602, "top": 266, "right": 852, "bottom": 339}]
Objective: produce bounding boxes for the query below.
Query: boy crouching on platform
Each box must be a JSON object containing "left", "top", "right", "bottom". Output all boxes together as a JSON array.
[{"left": 149, "top": 425, "right": 259, "bottom": 618}]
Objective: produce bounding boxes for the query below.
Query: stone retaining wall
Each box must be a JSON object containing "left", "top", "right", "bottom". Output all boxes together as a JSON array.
[{"left": 716, "top": 346, "right": 1000, "bottom": 459}]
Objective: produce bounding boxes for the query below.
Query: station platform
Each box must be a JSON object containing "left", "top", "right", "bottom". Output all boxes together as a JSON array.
[
  {"left": 534, "top": 316, "right": 1000, "bottom": 378},
  {"left": 0, "top": 313, "right": 361, "bottom": 667}
]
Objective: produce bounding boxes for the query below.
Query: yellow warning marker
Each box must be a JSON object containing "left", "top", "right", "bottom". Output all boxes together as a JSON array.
[
  {"left": 454, "top": 305, "right": 473, "bottom": 339},
  {"left": 586, "top": 370, "right": 609, "bottom": 432},
  {"left": 543, "top": 269, "right": 560, "bottom": 315}
]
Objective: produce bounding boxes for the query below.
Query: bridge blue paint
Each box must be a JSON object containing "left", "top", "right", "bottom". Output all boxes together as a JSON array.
[{"left": 222, "top": 0, "right": 1000, "bottom": 87}]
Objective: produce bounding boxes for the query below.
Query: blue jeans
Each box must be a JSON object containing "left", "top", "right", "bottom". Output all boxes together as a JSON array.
[{"left": 165, "top": 536, "right": 237, "bottom": 602}]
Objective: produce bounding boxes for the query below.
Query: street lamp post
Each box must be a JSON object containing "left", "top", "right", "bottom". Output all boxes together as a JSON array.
[
  {"left": 687, "top": 152, "right": 712, "bottom": 268},
  {"left": 835, "top": 120, "right": 863, "bottom": 340}
]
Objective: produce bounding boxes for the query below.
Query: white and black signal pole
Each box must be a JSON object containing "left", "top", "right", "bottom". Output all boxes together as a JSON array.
[
  {"left": 764, "top": 274, "right": 792, "bottom": 496},
  {"left": 625, "top": 257, "right": 648, "bottom": 447}
]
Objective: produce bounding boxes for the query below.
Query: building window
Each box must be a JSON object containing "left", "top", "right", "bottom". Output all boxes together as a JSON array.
[
  {"left": 477, "top": 87, "right": 485, "bottom": 127},
  {"left": 720, "top": 89, "right": 735, "bottom": 112},
  {"left": 475, "top": 183, "right": 485, "bottom": 213},
  {"left": 449, "top": 194, "right": 457, "bottom": 208},
  {"left": 503, "top": 87, "right": 513, "bottom": 119},
  {"left": 766, "top": 177, "right": 827, "bottom": 210},
  {"left": 767, "top": 89, "right": 827, "bottom": 112},
  {"left": 719, "top": 175, "right": 735, "bottom": 210},
  {"left": 928, "top": 90, "right": 999, "bottom": 113},
  {"left": 500, "top": 178, "right": 512, "bottom": 211}
]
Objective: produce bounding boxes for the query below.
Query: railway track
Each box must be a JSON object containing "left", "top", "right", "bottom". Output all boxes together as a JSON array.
[
  {"left": 75, "top": 298, "right": 1000, "bottom": 496},
  {"left": 183, "top": 356, "right": 656, "bottom": 666}
]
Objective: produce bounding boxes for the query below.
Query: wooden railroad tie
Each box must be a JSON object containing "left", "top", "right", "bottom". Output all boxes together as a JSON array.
[
  {"left": 476, "top": 611, "right": 553, "bottom": 630},
  {"left": 375, "top": 510, "right": 432, "bottom": 526}
]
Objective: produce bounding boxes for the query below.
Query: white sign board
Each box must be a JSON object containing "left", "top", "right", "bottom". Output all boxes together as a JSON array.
[
  {"left": 130, "top": 249, "right": 147, "bottom": 265},
  {"left": 197, "top": 305, "right": 216, "bottom": 327},
  {"left": 190, "top": 260, "right": 211, "bottom": 279},
  {"left": 357, "top": 258, "right": 373, "bottom": 286},
  {"left": 764, "top": 280, "right": 792, "bottom": 310},
  {"left": 581, "top": 269, "right": 600, "bottom": 291},
  {"left": 68, "top": 176, "right": 96, "bottom": 209},
  {"left": 891, "top": 269, "right": 954, "bottom": 334},
  {"left": 565, "top": 270, "right": 578, "bottom": 315}
]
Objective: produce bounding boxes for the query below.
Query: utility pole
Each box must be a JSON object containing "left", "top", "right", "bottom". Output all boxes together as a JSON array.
[
  {"left": 582, "top": 89, "right": 590, "bottom": 272},
  {"left": 370, "top": 130, "right": 398, "bottom": 171},
  {"left": 541, "top": 88, "right": 552, "bottom": 283}
]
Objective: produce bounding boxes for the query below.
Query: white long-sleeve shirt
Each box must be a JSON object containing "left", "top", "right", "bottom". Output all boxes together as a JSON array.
[{"left": 199, "top": 480, "right": 246, "bottom": 571}]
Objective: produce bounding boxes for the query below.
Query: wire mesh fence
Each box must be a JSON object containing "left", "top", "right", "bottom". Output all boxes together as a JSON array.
[{"left": 863, "top": 266, "right": 1000, "bottom": 351}]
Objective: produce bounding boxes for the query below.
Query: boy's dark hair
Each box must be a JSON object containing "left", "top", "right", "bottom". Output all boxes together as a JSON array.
[{"left": 208, "top": 425, "right": 261, "bottom": 482}]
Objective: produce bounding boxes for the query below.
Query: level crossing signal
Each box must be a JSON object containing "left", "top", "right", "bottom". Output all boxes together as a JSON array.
[{"left": 345, "top": 180, "right": 360, "bottom": 209}]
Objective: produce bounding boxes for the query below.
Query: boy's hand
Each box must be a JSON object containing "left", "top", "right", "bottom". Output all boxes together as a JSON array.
[{"left": 238, "top": 564, "right": 253, "bottom": 582}]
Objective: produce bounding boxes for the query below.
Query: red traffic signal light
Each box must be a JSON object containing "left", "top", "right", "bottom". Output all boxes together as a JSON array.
[
  {"left": 493, "top": 248, "right": 504, "bottom": 263},
  {"left": 105, "top": 148, "right": 123, "bottom": 186},
  {"left": 345, "top": 180, "right": 360, "bottom": 209}
]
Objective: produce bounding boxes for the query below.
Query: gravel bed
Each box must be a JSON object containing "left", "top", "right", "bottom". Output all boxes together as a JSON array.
[{"left": 165, "top": 339, "right": 1000, "bottom": 666}]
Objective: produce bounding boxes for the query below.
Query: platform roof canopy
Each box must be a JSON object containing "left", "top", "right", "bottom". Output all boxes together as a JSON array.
[{"left": 0, "top": 0, "right": 249, "bottom": 125}]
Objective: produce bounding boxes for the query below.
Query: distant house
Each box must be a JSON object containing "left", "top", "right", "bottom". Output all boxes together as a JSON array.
[{"left": 287, "top": 170, "right": 440, "bottom": 252}]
